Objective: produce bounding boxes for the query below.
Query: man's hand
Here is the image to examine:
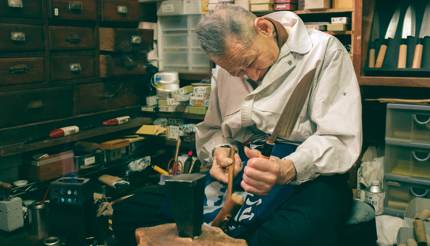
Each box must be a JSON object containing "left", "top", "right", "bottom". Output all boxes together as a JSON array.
[
  {"left": 210, "top": 146, "right": 242, "bottom": 184},
  {"left": 241, "top": 147, "right": 297, "bottom": 195}
]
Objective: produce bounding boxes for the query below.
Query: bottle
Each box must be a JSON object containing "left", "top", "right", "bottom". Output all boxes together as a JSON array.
[
  {"left": 365, "top": 181, "right": 385, "bottom": 215},
  {"left": 102, "top": 116, "right": 130, "bottom": 126},
  {"left": 49, "top": 125, "right": 79, "bottom": 138},
  {"left": 183, "top": 151, "right": 193, "bottom": 174}
]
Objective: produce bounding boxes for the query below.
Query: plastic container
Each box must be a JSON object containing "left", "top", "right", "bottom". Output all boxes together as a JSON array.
[
  {"left": 162, "top": 33, "right": 188, "bottom": 49},
  {"left": 162, "top": 51, "right": 188, "bottom": 67},
  {"left": 396, "top": 227, "right": 414, "bottom": 245},
  {"left": 191, "top": 52, "right": 210, "bottom": 67},
  {"left": 159, "top": 16, "right": 188, "bottom": 31},
  {"left": 157, "top": 0, "right": 202, "bottom": 16},
  {"left": 385, "top": 139, "right": 430, "bottom": 179},
  {"left": 384, "top": 174, "right": 430, "bottom": 217},
  {"left": 404, "top": 198, "right": 430, "bottom": 235},
  {"left": 386, "top": 104, "right": 430, "bottom": 143}
]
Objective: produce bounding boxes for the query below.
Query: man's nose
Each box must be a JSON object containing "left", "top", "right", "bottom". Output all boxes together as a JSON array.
[{"left": 244, "top": 67, "right": 260, "bottom": 81}]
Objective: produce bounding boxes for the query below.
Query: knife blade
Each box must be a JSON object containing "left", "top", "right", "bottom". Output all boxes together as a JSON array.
[
  {"left": 375, "top": 8, "right": 401, "bottom": 68},
  {"left": 398, "top": 5, "right": 416, "bottom": 68},
  {"left": 368, "top": 11, "right": 380, "bottom": 68},
  {"left": 412, "top": 2, "right": 430, "bottom": 69},
  {"left": 262, "top": 68, "right": 316, "bottom": 157}
]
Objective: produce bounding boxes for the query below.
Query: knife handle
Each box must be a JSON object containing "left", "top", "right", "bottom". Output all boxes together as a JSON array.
[
  {"left": 368, "top": 48, "right": 376, "bottom": 68},
  {"left": 375, "top": 43, "right": 387, "bottom": 68},
  {"left": 398, "top": 43, "right": 407, "bottom": 68},
  {"left": 412, "top": 43, "right": 424, "bottom": 69}
]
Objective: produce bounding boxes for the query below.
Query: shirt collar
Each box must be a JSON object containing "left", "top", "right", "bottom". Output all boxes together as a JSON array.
[{"left": 263, "top": 11, "right": 312, "bottom": 55}]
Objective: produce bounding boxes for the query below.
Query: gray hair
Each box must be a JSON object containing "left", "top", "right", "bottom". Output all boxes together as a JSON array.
[{"left": 196, "top": 5, "right": 257, "bottom": 57}]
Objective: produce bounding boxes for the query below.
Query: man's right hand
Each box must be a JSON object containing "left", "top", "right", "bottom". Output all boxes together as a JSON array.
[{"left": 209, "top": 146, "right": 242, "bottom": 184}]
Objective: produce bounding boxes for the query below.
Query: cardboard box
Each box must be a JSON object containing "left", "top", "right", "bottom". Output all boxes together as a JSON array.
[
  {"left": 304, "top": 0, "right": 331, "bottom": 10},
  {"left": 251, "top": 4, "right": 273, "bottom": 12},
  {"left": 331, "top": 17, "right": 350, "bottom": 24},
  {"left": 327, "top": 23, "right": 348, "bottom": 31},
  {"left": 27, "top": 150, "right": 75, "bottom": 181},
  {"left": 332, "top": 0, "right": 352, "bottom": 9}
]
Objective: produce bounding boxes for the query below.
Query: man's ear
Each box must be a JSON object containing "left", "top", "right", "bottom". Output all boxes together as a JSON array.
[{"left": 254, "top": 17, "right": 274, "bottom": 37}]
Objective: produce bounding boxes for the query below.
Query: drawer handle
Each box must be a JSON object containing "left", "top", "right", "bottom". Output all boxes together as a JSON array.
[
  {"left": 410, "top": 187, "right": 429, "bottom": 197},
  {"left": 10, "top": 32, "right": 26, "bottom": 42},
  {"left": 9, "top": 64, "right": 29, "bottom": 74},
  {"left": 68, "top": 1, "right": 83, "bottom": 12},
  {"left": 413, "top": 114, "right": 430, "bottom": 126},
  {"left": 27, "top": 100, "right": 44, "bottom": 110},
  {"left": 8, "top": 0, "right": 23, "bottom": 8},
  {"left": 123, "top": 57, "right": 136, "bottom": 70},
  {"left": 65, "top": 34, "right": 81, "bottom": 44},
  {"left": 131, "top": 35, "right": 142, "bottom": 45},
  {"left": 411, "top": 150, "right": 430, "bottom": 162},
  {"left": 117, "top": 5, "right": 128, "bottom": 15},
  {"left": 69, "top": 63, "right": 82, "bottom": 73}
]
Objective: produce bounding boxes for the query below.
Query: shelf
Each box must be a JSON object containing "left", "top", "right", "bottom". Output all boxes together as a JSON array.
[
  {"left": 324, "top": 31, "right": 352, "bottom": 35},
  {"left": 295, "top": 8, "right": 353, "bottom": 15},
  {"left": 359, "top": 76, "right": 430, "bottom": 88},
  {"left": 179, "top": 72, "right": 211, "bottom": 81},
  {"left": 141, "top": 111, "right": 205, "bottom": 121},
  {"left": 0, "top": 117, "right": 152, "bottom": 157}
]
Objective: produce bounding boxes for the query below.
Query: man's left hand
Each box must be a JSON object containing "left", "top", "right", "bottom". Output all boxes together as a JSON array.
[{"left": 241, "top": 147, "right": 297, "bottom": 195}]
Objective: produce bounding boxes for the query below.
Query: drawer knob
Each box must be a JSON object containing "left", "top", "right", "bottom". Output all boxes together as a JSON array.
[
  {"left": 9, "top": 64, "right": 29, "bottom": 74},
  {"left": 65, "top": 34, "right": 81, "bottom": 44},
  {"left": 69, "top": 63, "right": 82, "bottom": 73},
  {"left": 8, "top": 0, "right": 23, "bottom": 8},
  {"left": 412, "top": 151, "right": 430, "bottom": 162},
  {"left": 413, "top": 114, "right": 430, "bottom": 126},
  {"left": 131, "top": 35, "right": 142, "bottom": 45},
  {"left": 117, "top": 5, "right": 128, "bottom": 15},
  {"left": 410, "top": 187, "right": 429, "bottom": 198},
  {"left": 10, "top": 32, "right": 26, "bottom": 42},
  {"left": 68, "top": 1, "right": 83, "bottom": 12},
  {"left": 27, "top": 100, "right": 44, "bottom": 110}
]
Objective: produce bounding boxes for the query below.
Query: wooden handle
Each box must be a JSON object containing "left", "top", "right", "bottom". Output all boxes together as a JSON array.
[
  {"left": 398, "top": 44, "right": 407, "bottom": 68},
  {"left": 98, "top": 174, "right": 122, "bottom": 187},
  {"left": 375, "top": 44, "right": 388, "bottom": 68},
  {"left": 413, "top": 219, "right": 427, "bottom": 244},
  {"left": 406, "top": 239, "right": 417, "bottom": 246},
  {"left": 368, "top": 48, "right": 376, "bottom": 68},
  {"left": 412, "top": 44, "right": 424, "bottom": 69},
  {"left": 226, "top": 147, "right": 236, "bottom": 200},
  {"left": 211, "top": 193, "right": 244, "bottom": 227}
]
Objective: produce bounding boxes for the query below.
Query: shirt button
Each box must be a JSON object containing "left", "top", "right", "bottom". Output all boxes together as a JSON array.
[{"left": 288, "top": 60, "right": 292, "bottom": 65}]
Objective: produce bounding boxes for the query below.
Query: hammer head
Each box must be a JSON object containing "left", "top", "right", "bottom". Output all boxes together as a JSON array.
[{"left": 165, "top": 173, "right": 205, "bottom": 238}]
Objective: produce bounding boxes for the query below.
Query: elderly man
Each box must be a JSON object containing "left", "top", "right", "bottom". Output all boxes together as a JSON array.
[
  {"left": 113, "top": 5, "right": 361, "bottom": 246},
  {"left": 195, "top": 4, "right": 362, "bottom": 246}
]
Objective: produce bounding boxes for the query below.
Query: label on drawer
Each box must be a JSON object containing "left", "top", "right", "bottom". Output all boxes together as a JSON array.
[
  {"left": 161, "top": 4, "right": 174, "bottom": 13},
  {"left": 54, "top": 8, "right": 59, "bottom": 16},
  {"left": 84, "top": 156, "right": 96, "bottom": 166}
]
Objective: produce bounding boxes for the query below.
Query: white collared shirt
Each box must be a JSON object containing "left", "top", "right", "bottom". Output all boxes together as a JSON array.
[{"left": 195, "top": 11, "right": 362, "bottom": 184}]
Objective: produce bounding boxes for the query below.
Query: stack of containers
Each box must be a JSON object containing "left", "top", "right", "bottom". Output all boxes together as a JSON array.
[
  {"left": 384, "top": 104, "right": 430, "bottom": 216},
  {"left": 157, "top": 0, "right": 211, "bottom": 74},
  {"left": 274, "top": 0, "right": 298, "bottom": 11},
  {"left": 250, "top": 0, "right": 274, "bottom": 12}
]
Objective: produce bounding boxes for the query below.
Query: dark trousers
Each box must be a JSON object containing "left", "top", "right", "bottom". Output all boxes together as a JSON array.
[{"left": 112, "top": 175, "right": 351, "bottom": 246}]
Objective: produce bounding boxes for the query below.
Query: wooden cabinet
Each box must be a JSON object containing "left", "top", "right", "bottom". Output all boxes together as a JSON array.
[
  {"left": 0, "top": 57, "right": 45, "bottom": 85},
  {"left": 48, "top": 0, "right": 97, "bottom": 21},
  {"left": 99, "top": 54, "right": 146, "bottom": 78},
  {"left": 99, "top": 28, "right": 148, "bottom": 52},
  {"left": 49, "top": 26, "right": 95, "bottom": 50},
  {"left": 50, "top": 53, "right": 95, "bottom": 80},
  {"left": 101, "top": 0, "right": 140, "bottom": 23},
  {"left": 0, "top": 24, "right": 44, "bottom": 51},
  {"left": 0, "top": 0, "right": 44, "bottom": 19}
]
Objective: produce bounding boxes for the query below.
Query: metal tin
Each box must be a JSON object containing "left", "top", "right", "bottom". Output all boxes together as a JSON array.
[
  {"left": 365, "top": 181, "right": 385, "bottom": 215},
  {"left": 43, "top": 236, "right": 61, "bottom": 246}
]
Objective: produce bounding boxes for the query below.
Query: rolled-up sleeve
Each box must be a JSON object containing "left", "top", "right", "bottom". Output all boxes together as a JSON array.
[
  {"left": 195, "top": 69, "right": 230, "bottom": 163},
  {"left": 287, "top": 38, "right": 362, "bottom": 184}
]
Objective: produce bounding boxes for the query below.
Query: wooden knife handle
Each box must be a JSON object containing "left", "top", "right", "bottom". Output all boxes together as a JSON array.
[
  {"left": 375, "top": 44, "right": 388, "bottom": 68},
  {"left": 398, "top": 43, "right": 408, "bottom": 68},
  {"left": 413, "top": 219, "right": 427, "bottom": 244},
  {"left": 368, "top": 48, "right": 376, "bottom": 68},
  {"left": 412, "top": 43, "right": 424, "bottom": 69}
]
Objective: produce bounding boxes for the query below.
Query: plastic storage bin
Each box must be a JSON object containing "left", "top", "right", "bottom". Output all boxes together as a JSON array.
[
  {"left": 162, "top": 33, "right": 188, "bottom": 49},
  {"left": 191, "top": 52, "right": 210, "bottom": 67},
  {"left": 157, "top": 0, "right": 202, "bottom": 16},
  {"left": 384, "top": 174, "right": 430, "bottom": 217},
  {"left": 162, "top": 51, "right": 188, "bottom": 67},
  {"left": 404, "top": 198, "right": 430, "bottom": 235},
  {"left": 385, "top": 139, "right": 430, "bottom": 179},
  {"left": 159, "top": 16, "right": 188, "bottom": 31},
  {"left": 386, "top": 104, "right": 430, "bottom": 143}
]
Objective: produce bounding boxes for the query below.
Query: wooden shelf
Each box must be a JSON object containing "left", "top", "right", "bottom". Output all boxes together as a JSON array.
[
  {"left": 324, "top": 31, "right": 352, "bottom": 35},
  {"left": 0, "top": 117, "right": 152, "bottom": 157},
  {"left": 359, "top": 76, "right": 430, "bottom": 88},
  {"left": 295, "top": 8, "right": 353, "bottom": 15},
  {"left": 141, "top": 111, "right": 205, "bottom": 121}
]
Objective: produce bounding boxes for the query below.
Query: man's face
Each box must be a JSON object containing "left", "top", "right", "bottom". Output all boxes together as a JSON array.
[{"left": 211, "top": 19, "right": 280, "bottom": 82}]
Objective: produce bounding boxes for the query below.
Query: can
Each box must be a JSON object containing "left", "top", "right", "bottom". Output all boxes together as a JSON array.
[{"left": 365, "top": 181, "right": 385, "bottom": 215}]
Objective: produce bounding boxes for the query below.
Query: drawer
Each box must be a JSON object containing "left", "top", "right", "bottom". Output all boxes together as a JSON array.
[
  {"left": 386, "top": 104, "right": 430, "bottom": 143},
  {"left": 0, "top": 57, "right": 44, "bottom": 85},
  {"left": 0, "top": 0, "right": 43, "bottom": 19},
  {"left": 75, "top": 81, "right": 141, "bottom": 114},
  {"left": 99, "top": 27, "right": 153, "bottom": 52},
  {"left": 99, "top": 54, "right": 146, "bottom": 78},
  {"left": 49, "top": 26, "right": 95, "bottom": 50},
  {"left": 385, "top": 140, "right": 430, "bottom": 179},
  {"left": 49, "top": 0, "right": 97, "bottom": 21},
  {"left": 384, "top": 175, "right": 430, "bottom": 216},
  {"left": 0, "top": 24, "right": 43, "bottom": 51},
  {"left": 51, "top": 53, "right": 95, "bottom": 81},
  {"left": 0, "top": 87, "right": 73, "bottom": 128},
  {"left": 101, "top": 0, "right": 140, "bottom": 23}
]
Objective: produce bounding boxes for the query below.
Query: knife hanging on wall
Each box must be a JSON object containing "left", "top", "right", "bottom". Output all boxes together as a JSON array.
[
  {"left": 375, "top": 8, "right": 401, "bottom": 68},
  {"left": 412, "top": 2, "right": 430, "bottom": 69},
  {"left": 368, "top": 11, "right": 380, "bottom": 68},
  {"left": 397, "top": 4, "right": 416, "bottom": 69}
]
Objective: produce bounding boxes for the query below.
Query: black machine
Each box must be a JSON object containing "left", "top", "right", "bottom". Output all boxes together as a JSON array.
[{"left": 49, "top": 177, "right": 91, "bottom": 206}]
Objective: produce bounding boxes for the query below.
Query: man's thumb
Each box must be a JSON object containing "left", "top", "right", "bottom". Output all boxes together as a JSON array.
[{"left": 244, "top": 146, "right": 262, "bottom": 159}]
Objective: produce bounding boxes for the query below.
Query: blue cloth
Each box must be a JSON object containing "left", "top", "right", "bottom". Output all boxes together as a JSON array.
[{"left": 203, "top": 141, "right": 297, "bottom": 237}]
